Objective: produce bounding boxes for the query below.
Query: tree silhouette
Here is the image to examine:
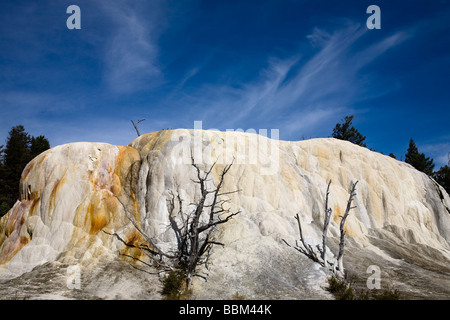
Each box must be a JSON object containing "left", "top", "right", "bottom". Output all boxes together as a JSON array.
[
  {"left": 433, "top": 165, "right": 450, "bottom": 195},
  {"left": 331, "top": 116, "right": 367, "bottom": 147},
  {"left": 405, "top": 138, "right": 434, "bottom": 176},
  {"left": 0, "top": 125, "right": 50, "bottom": 216}
]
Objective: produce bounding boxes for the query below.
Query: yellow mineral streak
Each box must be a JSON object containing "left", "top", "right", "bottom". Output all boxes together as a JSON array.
[
  {"left": 69, "top": 145, "right": 142, "bottom": 258},
  {"left": 114, "top": 146, "right": 141, "bottom": 196},
  {"left": 86, "top": 196, "right": 110, "bottom": 235},
  {"left": 48, "top": 173, "right": 67, "bottom": 213},
  {"left": 333, "top": 204, "right": 355, "bottom": 237}
]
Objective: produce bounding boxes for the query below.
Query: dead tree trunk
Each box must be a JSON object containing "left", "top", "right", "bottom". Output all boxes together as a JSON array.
[
  {"left": 131, "top": 119, "right": 145, "bottom": 137},
  {"left": 112, "top": 155, "right": 239, "bottom": 291},
  {"left": 282, "top": 213, "right": 319, "bottom": 262},
  {"left": 173, "top": 156, "right": 240, "bottom": 289},
  {"left": 284, "top": 180, "right": 358, "bottom": 277},
  {"left": 336, "top": 181, "right": 358, "bottom": 274},
  {"left": 321, "top": 180, "right": 332, "bottom": 267}
]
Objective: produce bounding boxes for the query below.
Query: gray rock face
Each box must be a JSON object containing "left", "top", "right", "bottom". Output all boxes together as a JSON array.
[{"left": 1, "top": 129, "right": 449, "bottom": 299}]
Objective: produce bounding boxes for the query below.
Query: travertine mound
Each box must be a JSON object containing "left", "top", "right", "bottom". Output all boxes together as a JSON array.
[{"left": 1, "top": 129, "right": 449, "bottom": 299}]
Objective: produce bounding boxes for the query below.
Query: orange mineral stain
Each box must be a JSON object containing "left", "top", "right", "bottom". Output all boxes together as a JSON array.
[
  {"left": 333, "top": 204, "right": 354, "bottom": 236},
  {"left": 0, "top": 201, "right": 32, "bottom": 264}
]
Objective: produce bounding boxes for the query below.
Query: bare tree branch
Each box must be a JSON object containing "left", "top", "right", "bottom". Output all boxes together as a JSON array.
[
  {"left": 114, "top": 195, "right": 177, "bottom": 259},
  {"left": 131, "top": 119, "right": 145, "bottom": 137},
  {"left": 321, "top": 180, "right": 332, "bottom": 266},
  {"left": 336, "top": 180, "right": 358, "bottom": 273},
  {"left": 284, "top": 180, "right": 358, "bottom": 277},
  {"left": 108, "top": 154, "right": 239, "bottom": 291},
  {"left": 102, "top": 230, "right": 171, "bottom": 271}
]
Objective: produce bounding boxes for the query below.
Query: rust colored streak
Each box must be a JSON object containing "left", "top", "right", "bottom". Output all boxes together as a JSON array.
[
  {"left": 114, "top": 146, "right": 141, "bottom": 195},
  {"left": 49, "top": 173, "right": 66, "bottom": 213},
  {"left": 29, "top": 198, "right": 41, "bottom": 217},
  {"left": 0, "top": 201, "right": 32, "bottom": 264},
  {"left": 90, "top": 211, "right": 108, "bottom": 234},
  {"left": 86, "top": 198, "right": 112, "bottom": 235},
  {"left": 6, "top": 201, "right": 29, "bottom": 236},
  {"left": 119, "top": 229, "right": 148, "bottom": 260}
]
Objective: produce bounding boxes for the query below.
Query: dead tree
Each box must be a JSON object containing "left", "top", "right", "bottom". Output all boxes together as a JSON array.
[
  {"left": 282, "top": 213, "right": 319, "bottom": 263},
  {"left": 335, "top": 181, "right": 358, "bottom": 273},
  {"left": 112, "top": 156, "right": 239, "bottom": 290},
  {"left": 321, "top": 180, "right": 333, "bottom": 267},
  {"left": 283, "top": 180, "right": 358, "bottom": 276},
  {"left": 131, "top": 119, "right": 145, "bottom": 137},
  {"left": 167, "top": 156, "right": 240, "bottom": 289}
]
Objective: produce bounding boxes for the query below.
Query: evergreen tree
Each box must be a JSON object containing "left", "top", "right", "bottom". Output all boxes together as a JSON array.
[
  {"left": 0, "top": 125, "right": 50, "bottom": 216},
  {"left": 433, "top": 165, "right": 450, "bottom": 195},
  {"left": 404, "top": 138, "right": 435, "bottom": 176},
  {"left": 331, "top": 115, "right": 367, "bottom": 147},
  {"left": 0, "top": 145, "right": 9, "bottom": 216},
  {"left": 30, "top": 135, "right": 50, "bottom": 159},
  {"left": 2, "top": 126, "right": 30, "bottom": 212},
  {"left": 404, "top": 138, "right": 419, "bottom": 164},
  {"left": 4, "top": 125, "right": 31, "bottom": 175}
]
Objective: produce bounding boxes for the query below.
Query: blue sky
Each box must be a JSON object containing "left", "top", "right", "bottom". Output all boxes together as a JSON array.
[{"left": 0, "top": 0, "right": 449, "bottom": 167}]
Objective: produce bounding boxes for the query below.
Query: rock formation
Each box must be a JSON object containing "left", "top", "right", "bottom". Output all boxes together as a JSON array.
[{"left": 0, "top": 129, "right": 449, "bottom": 299}]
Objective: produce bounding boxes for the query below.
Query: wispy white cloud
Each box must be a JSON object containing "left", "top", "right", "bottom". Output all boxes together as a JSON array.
[
  {"left": 100, "top": 0, "right": 164, "bottom": 94},
  {"left": 0, "top": 19, "right": 410, "bottom": 147},
  {"left": 173, "top": 23, "right": 408, "bottom": 139},
  {"left": 421, "top": 141, "right": 450, "bottom": 168}
]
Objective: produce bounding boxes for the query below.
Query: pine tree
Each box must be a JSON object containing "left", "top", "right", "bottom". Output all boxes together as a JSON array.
[
  {"left": 30, "top": 135, "right": 50, "bottom": 159},
  {"left": 331, "top": 115, "right": 367, "bottom": 147},
  {"left": 0, "top": 145, "right": 9, "bottom": 216},
  {"left": 2, "top": 126, "right": 30, "bottom": 211},
  {"left": 433, "top": 165, "right": 450, "bottom": 195},
  {"left": 4, "top": 125, "right": 31, "bottom": 169},
  {"left": 404, "top": 138, "right": 419, "bottom": 164},
  {"left": 0, "top": 125, "right": 50, "bottom": 216},
  {"left": 404, "top": 138, "right": 435, "bottom": 176}
]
